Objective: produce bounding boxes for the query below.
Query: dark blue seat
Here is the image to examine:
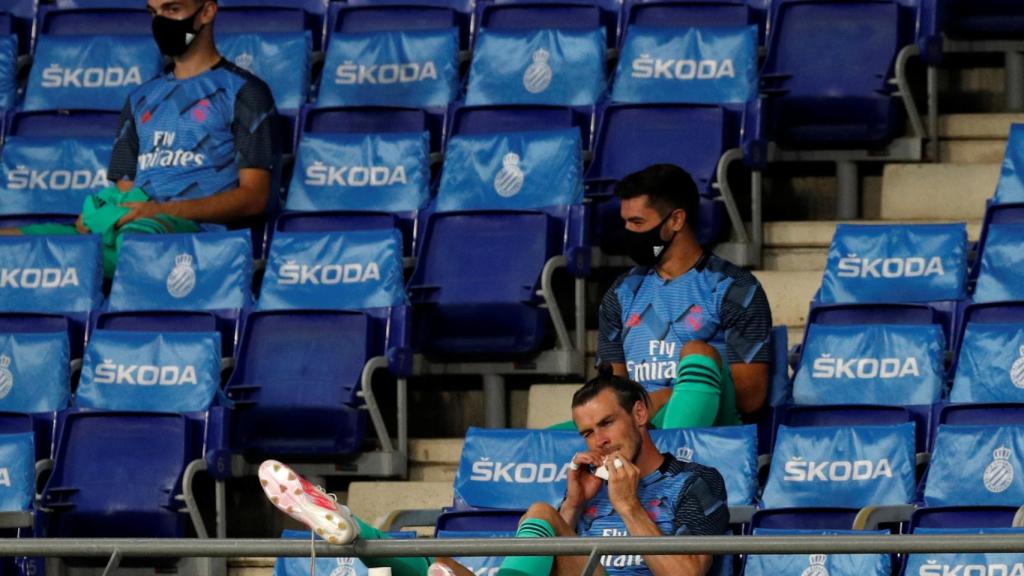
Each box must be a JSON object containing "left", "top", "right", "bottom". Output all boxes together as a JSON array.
[
  {"left": 0, "top": 0, "right": 34, "bottom": 54},
  {"left": 0, "top": 132, "right": 113, "bottom": 217},
  {"left": 216, "top": 0, "right": 327, "bottom": 49},
  {"left": 476, "top": 0, "right": 618, "bottom": 47},
  {"left": 777, "top": 405, "right": 926, "bottom": 453},
  {"left": 760, "top": 0, "right": 913, "bottom": 148},
  {"left": 329, "top": 0, "right": 471, "bottom": 49},
  {"left": 37, "top": 5, "right": 149, "bottom": 36},
  {"left": 7, "top": 110, "right": 120, "bottom": 138},
  {"left": 621, "top": 0, "right": 767, "bottom": 46},
  {"left": 449, "top": 104, "right": 592, "bottom": 147},
  {"left": 41, "top": 411, "right": 193, "bottom": 538},
  {"left": 302, "top": 105, "right": 443, "bottom": 152},
  {"left": 586, "top": 103, "right": 738, "bottom": 250},
  {"left": 917, "top": 0, "right": 1024, "bottom": 64}
]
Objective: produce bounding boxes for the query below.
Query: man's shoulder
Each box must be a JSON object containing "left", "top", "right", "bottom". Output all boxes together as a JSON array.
[
  {"left": 217, "top": 60, "right": 275, "bottom": 104},
  {"left": 606, "top": 266, "right": 651, "bottom": 298},
  {"left": 703, "top": 253, "right": 760, "bottom": 287},
  {"left": 662, "top": 455, "right": 727, "bottom": 499}
]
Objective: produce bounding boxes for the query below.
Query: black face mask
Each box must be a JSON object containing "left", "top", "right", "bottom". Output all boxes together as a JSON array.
[
  {"left": 624, "top": 212, "right": 677, "bottom": 267},
  {"left": 151, "top": 3, "right": 206, "bottom": 57}
]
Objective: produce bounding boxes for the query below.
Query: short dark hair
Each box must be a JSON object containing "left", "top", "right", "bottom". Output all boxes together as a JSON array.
[
  {"left": 572, "top": 364, "right": 651, "bottom": 414},
  {"left": 613, "top": 164, "right": 700, "bottom": 226}
]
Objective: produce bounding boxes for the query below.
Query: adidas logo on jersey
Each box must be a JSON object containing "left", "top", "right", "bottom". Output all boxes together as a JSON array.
[
  {"left": 305, "top": 162, "right": 407, "bottom": 187},
  {"left": 94, "top": 360, "right": 199, "bottom": 386},
  {"left": 7, "top": 166, "right": 107, "bottom": 191},
  {"left": 784, "top": 457, "right": 893, "bottom": 482},
  {"left": 836, "top": 255, "right": 945, "bottom": 279},
  {"left": 469, "top": 458, "right": 571, "bottom": 484},
  {"left": 920, "top": 559, "right": 1024, "bottom": 576},
  {"left": 277, "top": 261, "right": 381, "bottom": 286},
  {"left": 41, "top": 63, "right": 143, "bottom": 89},
  {"left": 811, "top": 354, "right": 921, "bottom": 379},
  {"left": 334, "top": 61, "right": 439, "bottom": 85},
  {"left": 631, "top": 54, "right": 736, "bottom": 80},
  {"left": 0, "top": 268, "right": 79, "bottom": 289}
]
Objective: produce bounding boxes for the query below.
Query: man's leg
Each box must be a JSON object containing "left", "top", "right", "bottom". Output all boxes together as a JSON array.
[
  {"left": 650, "top": 340, "right": 723, "bottom": 430},
  {"left": 349, "top": 517, "right": 434, "bottom": 576},
  {"left": 490, "top": 502, "right": 605, "bottom": 576}
]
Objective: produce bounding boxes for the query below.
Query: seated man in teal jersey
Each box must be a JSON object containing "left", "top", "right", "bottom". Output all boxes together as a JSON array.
[
  {"left": 594, "top": 163, "right": 773, "bottom": 428},
  {"left": 1, "top": 0, "right": 276, "bottom": 276},
  {"left": 260, "top": 369, "right": 729, "bottom": 576}
]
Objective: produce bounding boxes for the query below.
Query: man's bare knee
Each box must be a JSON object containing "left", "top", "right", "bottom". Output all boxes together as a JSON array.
[
  {"left": 521, "top": 502, "right": 574, "bottom": 536},
  {"left": 680, "top": 339, "right": 722, "bottom": 368}
]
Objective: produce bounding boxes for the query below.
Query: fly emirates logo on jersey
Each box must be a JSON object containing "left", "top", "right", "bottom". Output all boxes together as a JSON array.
[
  {"left": 628, "top": 340, "right": 681, "bottom": 384},
  {"left": 138, "top": 131, "right": 206, "bottom": 172}
]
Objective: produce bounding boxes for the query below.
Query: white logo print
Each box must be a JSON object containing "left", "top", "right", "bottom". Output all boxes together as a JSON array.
[
  {"left": 675, "top": 447, "right": 694, "bottom": 462},
  {"left": 523, "top": 48, "right": 553, "bottom": 94},
  {"left": 329, "top": 557, "right": 357, "bottom": 576},
  {"left": 235, "top": 52, "right": 255, "bottom": 72},
  {"left": 0, "top": 354, "right": 13, "bottom": 400},
  {"left": 801, "top": 555, "right": 829, "bottom": 576},
  {"left": 494, "top": 153, "right": 524, "bottom": 198},
  {"left": 984, "top": 447, "right": 1014, "bottom": 494},
  {"left": 1011, "top": 346, "right": 1024, "bottom": 390},
  {"left": 166, "top": 254, "right": 196, "bottom": 299}
]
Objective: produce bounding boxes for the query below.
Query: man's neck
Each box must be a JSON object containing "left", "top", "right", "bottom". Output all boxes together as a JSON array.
[
  {"left": 655, "top": 235, "right": 703, "bottom": 280},
  {"left": 173, "top": 42, "right": 221, "bottom": 80},
  {"left": 635, "top": 436, "right": 665, "bottom": 477}
]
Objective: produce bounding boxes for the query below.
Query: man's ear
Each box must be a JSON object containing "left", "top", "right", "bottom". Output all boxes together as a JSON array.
[
  {"left": 199, "top": 1, "right": 217, "bottom": 25},
  {"left": 632, "top": 400, "right": 650, "bottom": 428},
  {"left": 671, "top": 208, "right": 687, "bottom": 233}
]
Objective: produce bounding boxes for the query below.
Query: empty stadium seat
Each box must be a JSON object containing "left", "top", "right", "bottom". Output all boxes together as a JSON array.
[
  {"left": 917, "top": 0, "right": 1024, "bottom": 64},
  {"left": 217, "top": 0, "right": 328, "bottom": 49},
  {"left": 900, "top": 527, "right": 1024, "bottom": 576},
  {"left": 408, "top": 128, "right": 587, "bottom": 358},
  {"left": 449, "top": 104, "right": 592, "bottom": 147},
  {"left": 621, "top": 0, "right": 768, "bottom": 45},
  {"left": 757, "top": 423, "right": 917, "bottom": 530},
  {"left": 37, "top": 0, "right": 149, "bottom": 37},
  {"left": 217, "top": 31, "right": 312, "bottom": 113},
  {"left": 743, "top": 529, "right": 891, "bottom": 576},
  {"left": 972, "top": 223, "right": 1024, "bottom": 303},
  {"left": 223, "top": 228, "right": 410, "bottom": 460},
  {"left": 0, "top": 134, "right": 112, "bottom": 218},
  {"left": 329, "top": 0, "right": 472, "bottom": 50},
  {"left": 0, "top": 332, "right": 70, "bottom": 417},
  {"left": 475, "top": 0, "right": 619, "bottom": 47},
  {"left": 760, "top": 0, "right": 914, "bottom": 148},
  {"left": 950, "top": 303, "right": 1024, "bottom": 403}
]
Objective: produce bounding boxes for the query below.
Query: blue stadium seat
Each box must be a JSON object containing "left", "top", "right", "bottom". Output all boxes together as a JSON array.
[
  {"left": 760, "top": 0, "right": 914, "bottom": 148},
  {"left": 972, "top": 222, "right": 1024, "bottom": 304},
  {"left": 216, "top": 0, "right": 328, "bottom": 49},
  {"left": 223, "top": 229, "right": 410, "bottom": 460},
  {"left": 475, "top": 0, "right": 619, "bottom": 47},
  {"left": 0, "top": 134, "right": 113, "bottom": 218},
  {"left": 37, "top": 4, "right": 149, "bottom": 37},
  {"left": 217, "top": 31, "right": 312, "bottom": 114},
  {"left": 949, "top": 302, "right": 1024, "bottom": 404},
  {"left": 900, "top": 527, "right": 1024, "bottom": 576},
  {"left": 408, "top": 128, "right": 587, "bottom": 358},
  {"left": 449, "top": 104, "right": 592, "bottom": 147},
  {"left": 777, "top": 405, "right": 924, "bottom": 453},
  {"left": 757, "top": 423, "right": 917, "bottom": 530},
  {"left": 0, "top": 0, "right": 34, "bottom": 54},
  {"left": 917, "top": 0, "right": 1024, "bottom": 64},
  {"left": 328, "top": 0, "right": 472, "bottom": 50},
  {"left": 40, "top": 411, "right": 196, "bottom": 538},
  {"left": 6, "top": 110, "right": 119, "bottom": 139},
  {"left": 621, "top": 0, "right": 768, "bottom": 46},
  {"left": 302, "top": 104, "right": 444, "bottom": 152},
  {"left": 0, "top": 330, "right": 69, "bottom": 461},
  {"left": 743, "top": 528, "right": 891, "bottom": 576}
]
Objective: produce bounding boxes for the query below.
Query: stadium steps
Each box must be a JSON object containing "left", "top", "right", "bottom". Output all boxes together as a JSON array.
[
  {"left": 345, "top": 480, "right": 453, "bottom": 529},
  {"left": 939, "top": 114, "right": 1020, "bottom": 164},
  {"left": 228, "top": 558, "right": 274, "bottom": 576},
  {"left": 409, "top": 438, "right": 462, "bottom": 482}
]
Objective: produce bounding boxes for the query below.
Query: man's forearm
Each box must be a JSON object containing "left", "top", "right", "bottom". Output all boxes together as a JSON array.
[
  {"left": 558, "top": 500, "right": 582, "bottom": 529},
  {"left": 619, "top": 504, "right": 711, "bottom": 576},
  {"left": 160, "top": 184, "right": 267, "bottom": 224}
]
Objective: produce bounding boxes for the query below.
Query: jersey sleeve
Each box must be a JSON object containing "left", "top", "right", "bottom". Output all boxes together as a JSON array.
[
  {"left": 720, "top": 274, "right": 772, "bottom": 364},
  {"left": 107, "top": 98, "right": 139, "bottom": 183},
  {"left": 597, "top": 276, "right": 627, "bottom": 366},
  {"left": 671, "top": 464, "right": 729, "bottom": 536},
  {"left": 232, "top": 77, "right": 277, "bottom": 171}
]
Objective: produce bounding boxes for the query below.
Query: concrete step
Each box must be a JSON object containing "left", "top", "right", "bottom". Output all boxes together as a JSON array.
[
  {"left": 763, "top": 247, "right": 828, "bottom": 272},
  {"left": 940, "top": 139, "right": 1008, "bottom": 164},
  {"left": 229, "top": 558, "right": 273, "bottom": 576},
  {"left": 345, "top": 481, "right": 453, "bottom": 529},
  {"left": 765, "top": 220, "right": 982, "bottom": 248},
  {"left": 409, "top": 438, "right": 462, "bottom": 482},
  {"left": 939, "top": 114, "right": 1024, "bottom": 140},
  {"left": 880, "top": 163, "right": 998, "bottom": 220},
  {"left": 527, "top": 383, "right": 579, "bottom": 428},
  {"left": 752, "top": 270, "right": 820, "bottom": 329}
]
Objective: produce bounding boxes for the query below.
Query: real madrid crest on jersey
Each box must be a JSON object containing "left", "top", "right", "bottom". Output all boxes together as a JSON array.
[
  {"left": 1011, "top": 346, "right": 1024, "bottom": 390},
  {"left": 494, "top": 152, "right": 525, "bottom": 198},
  {"left": 0, "top": 354, "right": 12, "bottom": 400},
  {"left": 984, "top": 446, "right": 1014, "bottom": 494},
  {"left": 523, "top": 48, "right": 553, "bottom": 94},
  {"left": 166, "top": 253, "right": 197, "bottom": 299},
  {"left": 801, "top": 555, "right": 830, "bottom": 576},
  {"left": 329, "top": 557, "right": 357, "bottom": 576}
]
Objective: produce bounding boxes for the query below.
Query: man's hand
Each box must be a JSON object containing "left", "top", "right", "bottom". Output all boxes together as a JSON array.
[
  {"left": 75, "top": 214, "right": 90, "bottom": 234},
  {"left": 605, "top": 451, "right": 643, "bottom": 517},
  {"left": 559, "top": 451, "right": 608, "bottom": 527},
  {"left": 116, "top": 201, "right": 167, "bottom": 228}
]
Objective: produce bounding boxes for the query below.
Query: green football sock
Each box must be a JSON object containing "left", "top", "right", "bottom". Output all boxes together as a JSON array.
[
  {"left": 658, "top": 354, "right": 723, "bottom": 429},
  {"left": 352, "top": 516, "right": 433, "bottom": 576},
  {"left": 497, "top": 518, "right": 556, "bottom": 576},
  {"left": 545, "top": 420, "right": 577, "bottom": 431}
]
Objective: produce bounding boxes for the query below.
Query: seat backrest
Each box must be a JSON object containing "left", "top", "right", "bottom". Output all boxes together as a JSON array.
[
  {"left": 0, "top": 136, "right": 111, "bottom": 217},
  {"left": 8, "top": 110, "right": 120, "bottom": 138},
  {"left": 76, "top": 329, "right": 222, "bottom": 412},
  {"left": 793, "top": 323, "right": 945, "bottom": 406},
  {"left": 973, "top": 223, "right": 1024, "bottom": 303},
  {"left": 217, "top": 31, "right": 311, "bottom": 112},
  {"left": 0, "top": 34, "right": 14, "bottom": 111},
  {"left": 745, "top": 529, "right": 891, "bottom": 576},
  {"left": 24, "top": 33, "right": 161, "bottom": 111},
  {"left": 0, "top": 423, "right": 34, "bottom": 512},
  {"left": 925, "top": 425, "right": 1024, "bottom": 507},
  {"left": 624, "top": 0, "right": 757, "bottom": 32},
  {"left": 902, "top": 527, "right": 1024, "bottom": 576},
  {"left": 436, "top": 128, "right": 583, "bottom": 212},
  {"left": 257, "top": 229, "right": 409, "bottom": 311},
  {"left": 107, "top": 231, "right": 254, "bottom": 313},
  {"left": 763, "top": 0, "right": 901, "bottom": 97},
  {"left": 0, "top": 235, "right": 102, "bottom": 315},
  {"left": 477, "top": 1, "right": 614, "bottom": 42},
  {"left": 465, "top": 28, "right": 606, "bottom": 107},
  {"left": 650, "top": 425, "right": 758, "bottom": 506},
  {"left": 450, "top": 104, "right": 590, "bottom": 142},
  {"left": 612, "top": 24, "right": 757, "bottom": 105},
  {"left": 318, "top": 28, "right": 459, "bottom": 109},
  {"left": 951, "top": 321, "right": 1024, "bottom": 403},
  {"left": 42, "top": 411, "right": 189, "bottom": 537},
  {"left": 285, "top": 131, "right": 431, "bottom": 213},
  {"left": 992, "top": 124, "right": 1024, "bottom": 205},
  {"left": 762, "top": 423, "right": 916, "bottom": 509},
  {"left": 0, "top": 332, "right": 69, "bottom": 413},
  {"left": 816, "top": 223, "right": 968, "bottom": 305}
]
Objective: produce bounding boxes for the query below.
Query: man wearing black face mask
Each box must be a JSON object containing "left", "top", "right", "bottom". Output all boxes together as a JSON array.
[
  {"left": 1, "top": 0, "right": 276, "bottom": 277},
  {"left": 594, "top": 164, "right": 773, "bottom": 428}
]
